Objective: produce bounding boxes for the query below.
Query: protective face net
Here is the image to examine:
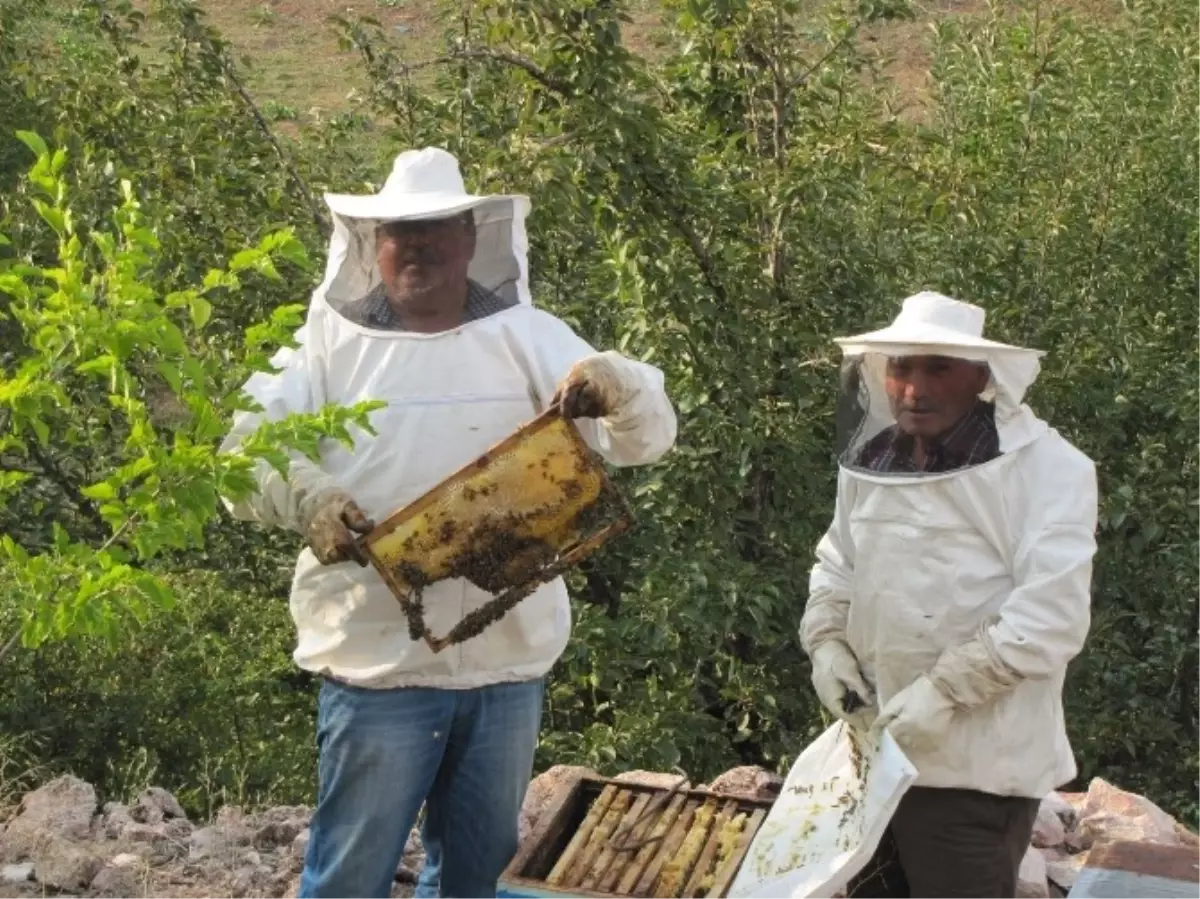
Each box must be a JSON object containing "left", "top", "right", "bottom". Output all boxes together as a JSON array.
[
  {"left": 321, "top": 198, "right": 526, "bottom": 324},
  {"left": 837, "top": 352, "right": 1003, "bottom": 478}
]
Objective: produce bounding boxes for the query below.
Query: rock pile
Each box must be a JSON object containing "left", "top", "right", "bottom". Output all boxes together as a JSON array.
[
  {"left": 0, "top": 777, "right": 420, "bottom": 898},
  {"left": 1017, "top": 778, "right": 1200, "bottom": 898},
  {"left": 0, "top": 768, "right": 1192, "bottom": 898}
]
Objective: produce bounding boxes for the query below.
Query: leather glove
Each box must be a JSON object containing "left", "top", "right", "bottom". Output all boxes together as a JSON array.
[
  {"left": 871, "top": 674, "right": 956, "bottom": 753},
  {"left": 810, "top": 640, "right": 877, "bottom": 732},
  {"left": 299, "top": 488, "right": 375, "bottom": 566},
  {"left": 551, "top": 352, "right": 638, "bottom": 420}
]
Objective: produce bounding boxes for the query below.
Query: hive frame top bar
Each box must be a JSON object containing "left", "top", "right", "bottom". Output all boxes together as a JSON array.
[{"left": 501, "top": 774, "right": 774, "bottom": 899}]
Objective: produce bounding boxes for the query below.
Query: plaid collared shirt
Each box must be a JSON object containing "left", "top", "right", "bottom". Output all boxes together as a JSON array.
[
  {"left": 855, "top": 400, "right": 1000, "bottom": 474},
  {"left": 339, "top": 279, "right": 517, "bottom": 330}
]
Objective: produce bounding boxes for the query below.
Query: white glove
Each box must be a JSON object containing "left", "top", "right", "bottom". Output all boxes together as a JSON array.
[
  {"left": 871, "top": 675, "right": 956, "bottom": 753},
  {"left": 552, "top": 352, "right": 640, "bottom": 421},
  {"left": 810, "top": 640, "right": 877, "bottom": 731}
]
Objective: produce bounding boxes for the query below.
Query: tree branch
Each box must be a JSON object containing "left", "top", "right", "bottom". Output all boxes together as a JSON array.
[
  {"left": 400, "top": 45, "right": 724, "bottom": 302},
  {"left": 402, "top": 47, "right": 576, "bottom": 97},
  {"left": 26, "top": 444, "right": 108, "bottom": 538},
  {"left": 636, "top": 171, "right": 729, "bottom": 306}
]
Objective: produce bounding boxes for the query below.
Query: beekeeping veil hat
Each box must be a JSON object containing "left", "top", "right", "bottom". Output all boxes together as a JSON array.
[
  {"left": 239, "top": 148, "right": 531, "bottom": 410},
  {"left": 833, "top": 292, "right": 1047, "bottom": 476},
  {"left": 317, "top": 146, "right": 532, "bottom": 320}
]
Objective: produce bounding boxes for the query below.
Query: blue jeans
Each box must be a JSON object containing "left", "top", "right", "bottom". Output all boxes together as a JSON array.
[{"left": 298, "top": 677, "right": 545, "bottom": 898}]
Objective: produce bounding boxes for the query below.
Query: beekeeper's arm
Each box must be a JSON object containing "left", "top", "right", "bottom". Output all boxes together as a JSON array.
[
  {"left": 526, "top": 310, "right": 677, "bottom": 467},
  {"left": 801, "top": 474, "right": 875, "bottom": 729},
  {"left": 220, "top": 343, "right": 372, "bottom": 566},
  {"left": 926, "top": 451, "right": 1098, "bottom": 707}
]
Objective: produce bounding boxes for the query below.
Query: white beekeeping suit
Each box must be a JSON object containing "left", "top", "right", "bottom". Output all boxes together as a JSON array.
[
  {"left": 220, "top": 149, "right": 677, "bottom": 689},
  {"left": 801, "top": 292, "right": 1098, "bottom": 799}
]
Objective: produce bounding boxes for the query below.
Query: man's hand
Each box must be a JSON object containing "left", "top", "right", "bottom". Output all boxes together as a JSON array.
[
  {"left": 551, "top": 353, "right": 637, "bottom": 420},
  {"left": 300, "top": 489, "right": 375, "bottom": 566},
  {"left": 871, "top": 675, "right": 956, "bottom": 752},
  {"left": 811, "top": 640, "right": 878, "bottom": 732}
]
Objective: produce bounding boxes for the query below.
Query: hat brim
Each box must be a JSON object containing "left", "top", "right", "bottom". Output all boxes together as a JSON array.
[
  {"left": 834, "top": 321, "right": 1042, "bottom": 358},
  {"left": 323, "top": 191, "right": 525, "bottom": 222}
]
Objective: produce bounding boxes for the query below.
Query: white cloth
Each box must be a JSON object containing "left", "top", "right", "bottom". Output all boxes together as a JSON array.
[
  {"left": 220, "top": 161, "right": 676, "bottom": 689},
  {"left": 801, "top": 294, "right": 1098, "bottom": 798}
]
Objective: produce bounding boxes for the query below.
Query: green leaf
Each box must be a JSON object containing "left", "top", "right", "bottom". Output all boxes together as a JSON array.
[
  {"left": 15, "top": 130, "right": 49, "bottom": 158},
  {"left": 189, "top": 296, "right": 213, "bottom": 330},
  {"left": 32, "top": 200, "right": 66, "bottom": 236},
  {"left": 82, "top": 482, "right": 118, "bottom": 501},
  {"left": 155, "top": 362, "right": 183, "bottom": 394}
]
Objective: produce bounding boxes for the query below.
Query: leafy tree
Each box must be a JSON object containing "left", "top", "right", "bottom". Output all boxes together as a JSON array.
[{"left": 0, "top": 134, "right": 381, "bottom": 659}]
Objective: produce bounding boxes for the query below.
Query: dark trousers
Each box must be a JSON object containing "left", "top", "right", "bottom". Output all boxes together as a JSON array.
[{"left": 847, "top": 786, "right": 1040, "bottom": 898}]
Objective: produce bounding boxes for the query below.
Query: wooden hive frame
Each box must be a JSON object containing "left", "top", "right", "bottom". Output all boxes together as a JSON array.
[
  {"left": 500, "top": 775, "right": 773, "bottom": 899},
  {"left": 357, "top": 407, "right": 635, "bottom": 654}
]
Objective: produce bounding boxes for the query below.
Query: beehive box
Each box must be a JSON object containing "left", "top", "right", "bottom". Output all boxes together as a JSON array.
[{"left": 499, "top": 776, "right": 773, "bottom": 899}]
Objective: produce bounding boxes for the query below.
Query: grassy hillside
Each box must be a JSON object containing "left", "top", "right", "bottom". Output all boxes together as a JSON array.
[{"left": 126, "top": 0, "right": 1105, "bottom": 127}]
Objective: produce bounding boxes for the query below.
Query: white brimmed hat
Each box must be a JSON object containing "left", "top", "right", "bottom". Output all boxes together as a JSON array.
[
  {"left": 323, "top": 147, "right": 527, "bottom": 222},
  {"left": 834, "top": 291, "right": 1043, "bottom": 359}
]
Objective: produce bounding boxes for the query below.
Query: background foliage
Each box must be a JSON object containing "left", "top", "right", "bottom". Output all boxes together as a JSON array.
[{"left": 0, "top": 0, "right": 1195, "bottom": 824}]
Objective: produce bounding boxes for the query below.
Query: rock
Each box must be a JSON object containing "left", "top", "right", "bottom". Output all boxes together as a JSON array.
[
  {"left": 0, "top": 775, "right": 97, "bottom": 861},
  {"left": 1078, "top": 778, "right": 1184, "bottom": 847},
  {"left": 290, "top": 828, "right": 310, "bottom": 861},
  {"left": 1065, "top": 828, "right": 1091, "bottom": 853},
  {"left": 708, "top": 765, "right": 783, "bottom": 799},
  {"left": 255, "top": 818, "right": 305, "bottom": 850},
  {"left": 0, "top": 863, "right": 33, "bottom": 884},
  {"left": 101, "top": 802, "right": 136, "bottom": 840},
  {"left": 1040, "top": 792, "right": 1079, "bottom": 829},
  {"left": 1017, "top": 846, "right": 1050, "bottom": 898},
  {"left": 131, "top": 786, "right": 187, "bottom": 824},
  {"left": 91, "top": 856, "right": 147, "bottom": 897},
  {"left": 519, "top": 765, "right": 596, "bottom": 844},
  {"left": 242, "top": 849, "right": 263, "bottom": 867},
  {"left": 123, "top": 822, "right": 169, "bottom": 844},
  {"left": 230, "top": 865, "right": 259, "bottom": 898},
  {"left": 1175, "top": 821, "right": 1200, "bottom": 847},
  {"left": 188, "top": 810, "right": 254, "bottom": 862},
  {"left": 266, "top": 867, "right": 298, "bottom": 898},
  {"left": 188, "top": 826, "right": 223, "bottom": 861},
  {"left": 186, "top": 825, "right": 244, "bottom": 859},
  {"left": 31, "top": 834, "right": 102, "bottom": 891},
  {"left": 401, "top": 829, "right": 424, "bottom": 870},
  {"left": 1059, "top": 792, "right": 1087, "bottom": 815},
  {"left": 1032, "top": 803, "right": 1067, "bottom": 848},
  {"left": 163, "top": 816, "right": 194, "bottom": 841}
]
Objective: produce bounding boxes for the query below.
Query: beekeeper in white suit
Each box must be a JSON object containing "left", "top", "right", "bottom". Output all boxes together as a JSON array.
[
  {"left": 801, "top": 292, "right": 1098, "bottom": 898},
  {"left": 221, "top": 148, "right": 676, "bottom": 899}
]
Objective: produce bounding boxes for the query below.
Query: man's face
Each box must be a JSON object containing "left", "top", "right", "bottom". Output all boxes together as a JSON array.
[
  {"left": 885, "top": 354, "right": 990, "bottom": 438},
  {"left": 376, "top": 214, "right": 475, "bottom": 310}
]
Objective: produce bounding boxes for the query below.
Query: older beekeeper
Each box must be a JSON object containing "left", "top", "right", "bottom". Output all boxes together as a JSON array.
[
  {"left": 221, "top": 148, "right": 676, "bottom": 898},
  {"left": 800, "top": 292, "right": 1098, "bottom": 898}
]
